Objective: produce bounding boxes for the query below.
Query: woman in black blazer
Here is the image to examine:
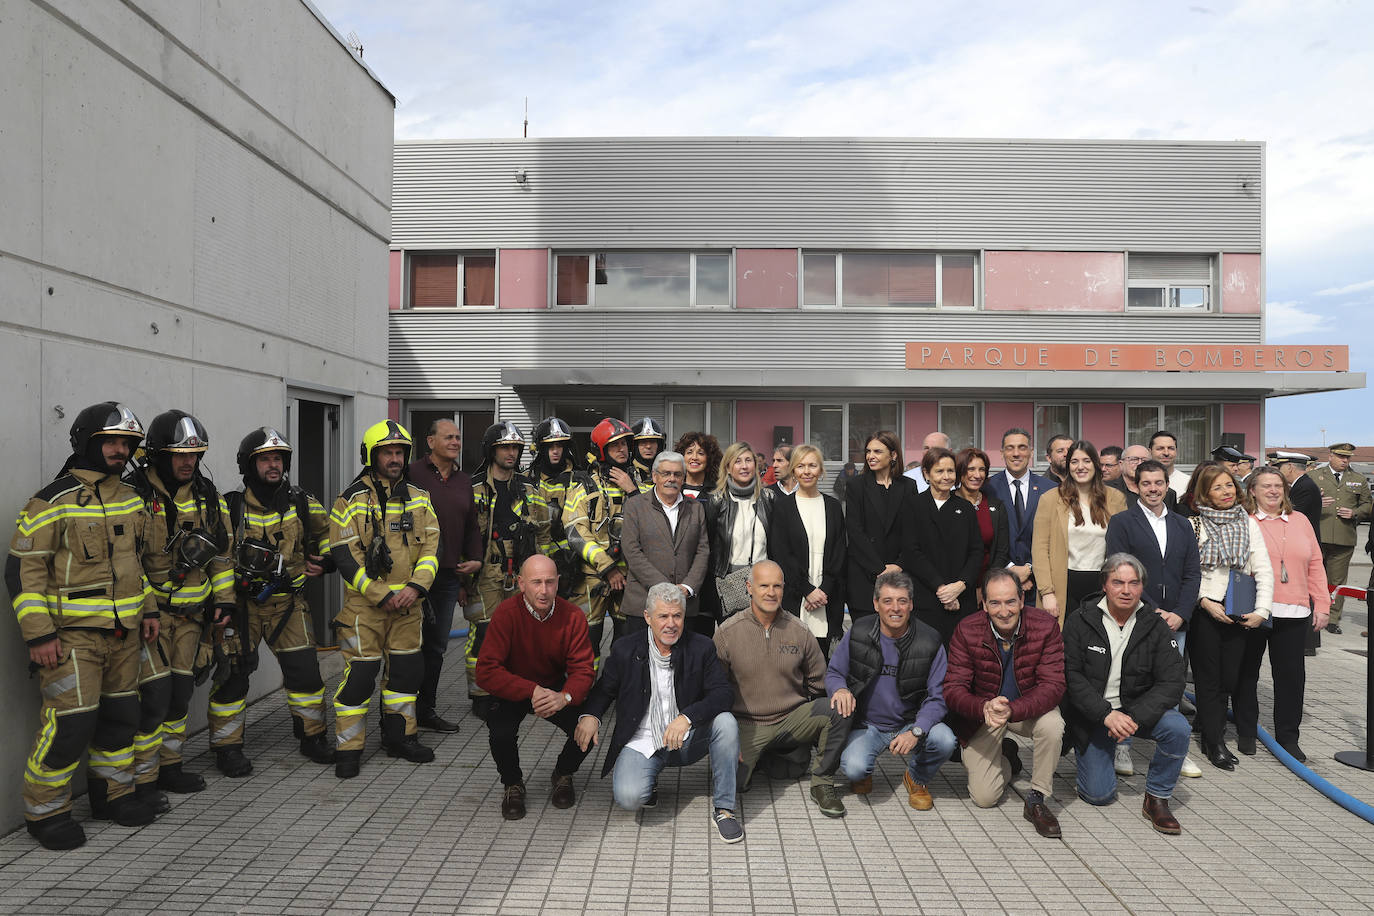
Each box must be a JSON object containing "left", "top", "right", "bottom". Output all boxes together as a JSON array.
[
  {"left": 905, "top": 447, "right": 983, "bottom": 645},
  {"left": 769, "top": 444, "right": 846, "bottom": 653},
  {"left": 844, "top": 430, "right": 917, "bottom": 621},
  {"left": 955, "top": 447, "right": 1010, "bottom": 600}
]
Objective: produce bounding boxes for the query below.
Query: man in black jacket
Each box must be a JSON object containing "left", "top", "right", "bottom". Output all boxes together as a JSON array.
[
  {"left": 1062, "top": 554, "right": 1188, "bottom": 834},
  {"left": 574, "top": 582, "right": 742, "bottom": 843}
]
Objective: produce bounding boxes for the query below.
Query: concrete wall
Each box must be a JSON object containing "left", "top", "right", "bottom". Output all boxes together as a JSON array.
[{"left": 0, "top": 0, "right": 393, "bottom": 830}]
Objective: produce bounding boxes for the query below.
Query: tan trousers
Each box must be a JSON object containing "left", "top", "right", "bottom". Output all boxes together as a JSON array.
[
  {"left": 964, "top": 708, "right": 1064, "bottom": 806},
  {"left": 1321, "top": 543, "right": 1353, "bottom": 624}
]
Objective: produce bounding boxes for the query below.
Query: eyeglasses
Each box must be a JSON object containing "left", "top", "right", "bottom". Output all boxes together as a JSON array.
[
  {"left": 655, "top": 470, "right": 685, "bottom": 479},
  {"left": 1122, "top": 456, "right": 1145, "bottom": 464}
]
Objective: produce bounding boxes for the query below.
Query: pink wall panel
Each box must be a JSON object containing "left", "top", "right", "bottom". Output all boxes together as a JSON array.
[
  {"left": 984, "top": 251, "right": 1124, "bottom": 312},
  {"left": 498, "top": 249, "right": 549, "bottom": 309},
  {"left": 1081, "top": 403, "right": 1125, "bottom": 452},
  {"left": 982, "top": 403, "right": 1035, "bottom": 467},
  {"left": 903, "top": 401, "right": 939, "bottom": 462},
  {"left": 388, "top": 399, "right": 400, "bottom": 422},
  {"left": 735, "top": 401, "right": 805, "bottom": 453},
  {"left": 736, "top": 249, "right": 799, "bottom": 309},
  {"left": 388, "top": 250, "right": 402, "bottom": 310},
  {"left": 1221, "top": 253, "right": 1262, "bottom": 314},
  {"left": 1222, "top": 403, "right": 1262, "bottom": 456}
]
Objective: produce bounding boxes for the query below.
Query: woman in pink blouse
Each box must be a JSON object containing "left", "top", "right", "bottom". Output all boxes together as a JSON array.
[{"left": 1240, "top": 466, "right": 1330, "bottom": 762}]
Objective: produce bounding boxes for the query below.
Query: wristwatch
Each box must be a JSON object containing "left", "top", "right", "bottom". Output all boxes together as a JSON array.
[
  {"left": 563, "top": 692, "right": 573, "bottom": 705},
  {"left": 910, "top": 726, "right": 924, "bottom": 740}
]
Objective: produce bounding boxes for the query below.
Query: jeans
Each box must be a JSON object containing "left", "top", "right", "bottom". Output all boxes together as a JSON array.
[
  {"left": 612, "top": 712, "right": 739, "bottom": 812},
  {"left": 838, "top": 722, "right": 956, "bottom": 787},
  {"left": 419, "top": 570, "right": 463, "bottom": 715},
  {"left": 1076, "top": 709, "right": 1190, "bottom": 803}
]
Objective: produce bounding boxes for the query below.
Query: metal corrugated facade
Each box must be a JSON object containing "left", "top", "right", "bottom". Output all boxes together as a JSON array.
[{"left": 393, "top": 137, "right": 1263, "bottom": 252}]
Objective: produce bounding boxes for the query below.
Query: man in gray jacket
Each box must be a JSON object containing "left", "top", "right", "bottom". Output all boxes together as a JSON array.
[{"left": 620, "top": 450, "right": 711, "bottom": 635}]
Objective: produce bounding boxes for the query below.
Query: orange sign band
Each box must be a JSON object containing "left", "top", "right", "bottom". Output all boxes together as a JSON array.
[{"left": 904, "top": 343, "right": 1349, "bottom": 372}]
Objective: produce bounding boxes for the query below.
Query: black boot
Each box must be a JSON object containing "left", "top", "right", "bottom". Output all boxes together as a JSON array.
[
  {"left": 381, "top": 713, "right": 435, "bottom": 763},
  {"left": 157, "top": 762, "right": 206, "bottom": 793},
  {"left": 27, "top": 812, "right": 85, "bottom": 850},
  {"left": 89, "top": 781, "right": 155, "bottom": 827},
  {"left": 135, "top": 781, "right": 171, "bottom": 815},
  {"left": 299, "top": 733, "right": 336, "bottom": 764},
  {"left": 335, "top": 750, "right": 362, "bottom": 779},
  {"left": 215, "top": 746, "right": 254, "bottom": 778}
]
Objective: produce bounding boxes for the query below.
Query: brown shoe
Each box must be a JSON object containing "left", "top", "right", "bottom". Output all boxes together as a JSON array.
[
  {"left": 1142, "top": 793, "right": 1181, "bottom": 835},
  {"left": 501, "top": 783, "right": 526, "bottom": 820},
  {"left": 902, "top": 771, "right": 934, "bottom": 811},
  {"left": 1023, "top": 800, "right": 1062, "bottom": 838},
  {"left": 850, "top": 776, "right": 873, "bottom": 795},
  {"left": 551, "top": 772, "right": 576, "bottom": 809}
]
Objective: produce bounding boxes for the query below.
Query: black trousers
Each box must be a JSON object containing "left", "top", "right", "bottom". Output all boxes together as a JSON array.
[
  {"left": 1066, "top": 569, "right": 1099, "bottom": 616},
  {"left": 1189, "top": 610, "right": 1249, "bottom": 746},
  {"left": 485, "top": 697, "right": 589, "bottom": 787},
  {"left": 1234, "top": 617, "right": 1308, "bottom": 745}
]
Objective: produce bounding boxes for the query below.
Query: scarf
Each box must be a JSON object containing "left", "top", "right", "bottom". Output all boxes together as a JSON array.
[
  {"left": 646, "top": 630, "right": 679, "bottom": 752},
  {"left": 1196, "top": 504, "right": 1250, "bottom": 570},
  {"left": 726, "top": 478, "right": 756, "bottom": 498}
]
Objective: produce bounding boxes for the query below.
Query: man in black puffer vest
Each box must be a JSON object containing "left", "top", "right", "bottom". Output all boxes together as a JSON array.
[{"left": 817, "top": 570, "right": 956, "bottom": 816}]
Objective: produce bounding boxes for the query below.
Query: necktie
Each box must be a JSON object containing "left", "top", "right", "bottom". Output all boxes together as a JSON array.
[{"left": 1013, "top": 478, "right": 1025, "bottom": 525}]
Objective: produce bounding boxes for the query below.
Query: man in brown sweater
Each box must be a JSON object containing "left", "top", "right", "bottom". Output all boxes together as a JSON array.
[
  {"left": 476, "top": 554, "right": 595, "bottom": 820},
  {"left": 712, "top": 560, "right": 844, "bottom": 813}
]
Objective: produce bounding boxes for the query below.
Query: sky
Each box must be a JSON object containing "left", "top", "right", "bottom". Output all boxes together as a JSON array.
[{"left": 314, "top": 0, "right": 1374, "bottom": 447}]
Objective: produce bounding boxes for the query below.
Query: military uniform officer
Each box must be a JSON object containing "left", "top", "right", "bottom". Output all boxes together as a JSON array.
[
  {"left": 127, "top": 410, "right": 236, "bottom": 799},
  {"left": 214, "top": 427, "right": 336, "bottom": 769},
  {"left": 629, "top": 417, "right": 668, "bottom": 489},
  {"left": 7, "top": 403, "right": 161, "bottom": 849},
  {"left": 1308, "top": 443, "right": 1370, "bottom": 634},
  {"left": 563, "top": 418, "right": 638, "bottom": 652},
  {"left": 329, "top": 421, "right": 441, "bottom": 778},
  {"left": 463, "top": 422, "right": 550, "bottom": 701}
]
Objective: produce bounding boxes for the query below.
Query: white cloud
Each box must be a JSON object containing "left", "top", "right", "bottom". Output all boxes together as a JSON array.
[
  {"left": 1315, "top": 278, "right": 1374, "bottom": 296},
  {"left": 1265, "top": 300, "right": 1335, "bottom": 339}
]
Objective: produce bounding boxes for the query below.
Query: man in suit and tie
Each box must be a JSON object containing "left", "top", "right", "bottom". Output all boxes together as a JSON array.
[
  {"left": 1104, "top": 459, "right": 1202, "bottom": 779},
  {"left": 619, "top": 450, "right": 712, "bottom": 636},
  {"left": 986, "top": 428, "right": 1052, "bottom": 600}
]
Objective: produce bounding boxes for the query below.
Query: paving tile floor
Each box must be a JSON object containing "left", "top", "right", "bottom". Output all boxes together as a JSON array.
[{"left": 2, "top": 597, "right": 1373, "bottom": 914}]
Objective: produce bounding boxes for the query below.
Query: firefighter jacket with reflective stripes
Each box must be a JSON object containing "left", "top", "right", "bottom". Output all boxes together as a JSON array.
[
  {"left": 533, "top": 468, "right": 589, "bottom": 558},
  {"left": 329, "top": 474, "right": 439, "bottom": 607},
  {"left": 563, "top": 467, "right": 635, "bottom": 576},
  {"left": 473, "top": 469, "right": 551, "bottom": 571},
  {"left": 230, "top": 485, "right": 331, "bottom": 591},
  {"left": 7, "top": 468, "right": 158, "bottom": 645},
  {"left": 136, "top": 468, "right": 234, "bottom": 612}
]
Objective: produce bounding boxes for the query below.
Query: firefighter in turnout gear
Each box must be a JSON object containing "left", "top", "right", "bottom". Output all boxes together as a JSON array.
[
  {"left": 127, "top": 410, "right": 235, "bottom": 802},
  {"left": 329, "top": 421, "right": 441, "bottom": 779},
  {"left": 7, "top": 403, "right": 161, "bottom": 849},
  {"left": 530, "top": 417, "right": 587, "bottom": 585},
  {"left": 214, "top": 427, "right": 336, "bottom": 769},
  {"left": 630, "top": 417, "right": 668, "bottom": 489},
  {"left": 562, "top": 418, "right": 637, "bottom": 655},
  {"left": 464, "top": 422, "right": 551, "bottom": 702}
]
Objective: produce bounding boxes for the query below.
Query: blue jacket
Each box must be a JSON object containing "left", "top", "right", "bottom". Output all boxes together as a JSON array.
[
  {"left": 986, "top": 470, "right": 1053, "bottom": 567},
  {"left": 1104, "top": 503, "right": 1201, "bottom": 624},
  {"left": 581, "top": 629, "right": 734, "bottom": 776}
]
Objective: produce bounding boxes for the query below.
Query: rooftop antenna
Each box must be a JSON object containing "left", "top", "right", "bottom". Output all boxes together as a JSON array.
[
  {"left": 523, "top": 97, "right": 528, "bottom": 138},
  {"left": 345, "top": 30, "right": 363, "bottom": 59}
]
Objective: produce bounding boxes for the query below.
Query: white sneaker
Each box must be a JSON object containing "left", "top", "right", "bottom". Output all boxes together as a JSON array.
[
  {"left": 1114, "top": 742, "right": 1134, "bottom": 776},
  {"left": 1180, "top": 755, "right": 1202, "bottom": 778}
]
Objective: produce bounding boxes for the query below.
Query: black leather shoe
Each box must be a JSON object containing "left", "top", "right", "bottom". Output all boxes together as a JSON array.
[
  {"left": 1236, "top": 736, "right": 1257, "bottom": 756},
  {"left": 215, "top": 746, "right": 254, "bottom": 778},
  {"left": 384, "top": 735, "right": 435, "bottom": 763},
  {"left": 502, "top": 783, "right": 526, "bottom": 820},
  {"left": 1201, "top": 741, "right": 1236, "bottom": 771},
  {"left": 1280, "top": 742, "right": 1307, "bottom": 762},
  {"left": 157, "top": 763, "right": 206, "bottom": 794},
  {"left": 335, "top": 750, "right": 362, "bottom": 779},
  {"left": 27, "top": 812, "right": 85, "bottom": 850},
  {"left": 418, "top": 713, "right": 461, "bottom": 733},
  {"left": 1328, "top": 623, "right": 1343, "bottom": 635},
  {"left": 551, "top": 772, "right": 576, "bottom": 809}
]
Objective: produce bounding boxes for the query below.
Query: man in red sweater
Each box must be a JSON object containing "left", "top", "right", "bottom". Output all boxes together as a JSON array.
[{"left": 476, "top": 554, "right": 596, "bottom": 820}]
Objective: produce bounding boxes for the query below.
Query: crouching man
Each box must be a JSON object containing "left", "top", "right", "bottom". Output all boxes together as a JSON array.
[{"left": 574, "top": 582, "right": 742, "bottom": 843}]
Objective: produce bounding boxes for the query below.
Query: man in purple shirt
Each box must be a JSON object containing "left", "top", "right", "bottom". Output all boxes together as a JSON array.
[
  {"left": 407, "top": 419, "right": 483, "bottom": 732},
  {"left": 815, "top": 570, "right": 956, "bottom": 815}
]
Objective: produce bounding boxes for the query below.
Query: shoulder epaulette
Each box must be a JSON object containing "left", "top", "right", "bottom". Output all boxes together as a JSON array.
[{"left": 35, "top": 474, "right": 82, "bottom": 504}]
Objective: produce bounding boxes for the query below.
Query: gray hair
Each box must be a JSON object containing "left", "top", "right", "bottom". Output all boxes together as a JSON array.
[
  {"left": 646, "top": 582, "right": 686, "bottom": 613},
  {"left": 652, "top": 450, "right": 686, "bottom": 474},
  {"left": 1100, "top": 552, "right": 1148, "bottom": 588},
  {"left": 873, "top": 569, "right": 914, "bottom": 603}
]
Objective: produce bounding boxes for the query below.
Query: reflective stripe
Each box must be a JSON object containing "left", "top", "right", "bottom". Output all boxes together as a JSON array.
[
  {"left": 335, "top": 720, "right": 366, "bottom": 745},
  {"left": 41, "top": 673, "right": 79, "bottom": 700},
  {"left": 414, "top": 556, "right": 438, "bottom": 577},
  {"left": 25, "top": 797, "right": 69, "bottom": 817},
  {"left": 209, "top": 699, "right": 246, "bottom": 717},
  {"left": 287, "top": 689, "right": 324, "bottom": 709},
  {"left": 13, "top": 592, "right": 52, "bottom": 621},
  {"left": 211, "top": 721, "right": 241, "bottom": 743},
  {"left": 17, "top": 497, "right": 146, "bottom": 537}
]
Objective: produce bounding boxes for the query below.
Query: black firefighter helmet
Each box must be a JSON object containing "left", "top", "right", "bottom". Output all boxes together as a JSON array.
[{"left": 237, "top": 426, "right": 293, "bottom": 476}]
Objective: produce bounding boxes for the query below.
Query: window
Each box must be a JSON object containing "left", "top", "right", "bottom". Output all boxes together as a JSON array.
[
  {"left": 808, "top": 402, "right": 899, "bottom": 465},
  {"left": 1127, "top": 254, "right": 1212, "bottom": 310},
  {"left": 939, "top": 403, "right": 979, "bottom": 454},
  {"left": 669, "top": 401, "right": 734, "bottom": 442},
  {"left": 801, "top": 252, "right": 977, "bottom": 308},
  {"left": 1127, "top": 405, "right": 1215, "bottom": 466},
  {"left": 545, "top": 398, "right": 630, "bottom": 465},
  {"left": 1034, "top": 404, "right": 1078, "bottom": 463},
  {"left": 408, "top": 252, "right": 495, "bottom": 307},
  {"left": 554, "top": 251, "right": 732, "bottom": 308}
]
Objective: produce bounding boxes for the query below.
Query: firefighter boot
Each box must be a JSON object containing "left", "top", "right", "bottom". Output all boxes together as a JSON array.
[{"left": 381, "top": 712, "right": 435, "bottom": 764}]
